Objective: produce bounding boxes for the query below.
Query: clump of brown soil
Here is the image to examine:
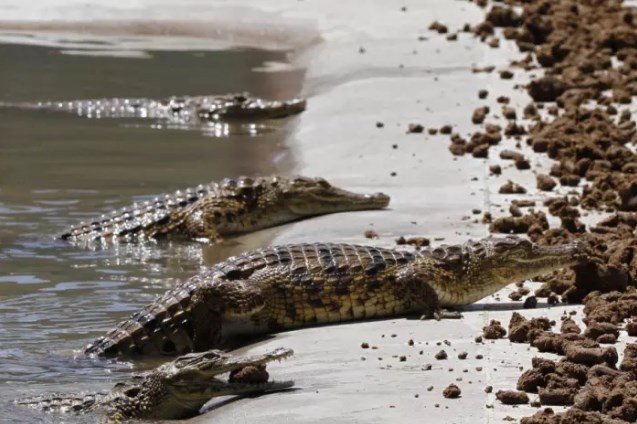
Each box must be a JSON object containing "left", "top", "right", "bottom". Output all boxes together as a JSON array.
[
  {"left": 482, "top": 319, "right": 507, "bottom": 339},
  {"left": 508, "top": 312, "right": 552, "bottom": 343},
  {"left": 498, "top": 180, "right": 527, "bottom": 194},
  {"left": 536, "top": 174, "right": 557, "bottom": 192},
  {"left": 582, "top": 288, "right": 637, "bottom": 324},
  {"left": 490, "top": 210, "right": 548, "bottom": 234},
  {"left": 472, "top": 106, "right": 490, "bottom": 124},
  {"left": 502, "top": 312, "right": 637, "bottom": 420},
  {"left": 395, "top": 236, "right": 431, "bottom": 248},
  {"left": 229, "top": 365, "right": 269, "bottom": 384},
  {"left": 433, "top": 0, "right": 637, "bottom": 420},
  {"left": 442, "top": 383, "right": 461, "bottom": 398},
  {"left": 521, "top": 408, "right": 626, "bottom": 424},
  {"left": 496, "top": 390, "right": 529, "bottom": 405},
  {"left": 560, "top": 318, "right": 581, "bottom": 335}
]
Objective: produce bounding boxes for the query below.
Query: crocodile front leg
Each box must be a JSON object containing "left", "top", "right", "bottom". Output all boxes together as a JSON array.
[
  {"left": 178, "top": 207, "right": 224, "bottom": 242},
  {"left": 395, "top": 260, "right": 461, "bottom": 320}
]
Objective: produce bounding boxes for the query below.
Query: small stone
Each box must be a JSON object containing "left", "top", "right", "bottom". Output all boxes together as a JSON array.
[
  {"left": 499, "top": 180, "right": 527, "bottom": 194},
  {"left": 443, "top": 384, "right": 462, "bottom": 399},
  {"left": 435, "top": 350, "right": 448, "bottom": 360},
  {"left": 515, "top": 159, "right": 531, "bottom": 170},
  {"left": 500, "top": 70, "right": 514, "bottom": 80},
  {"left": 429, "top": 21, "right": 448, "bottom": 34},
  {"left": 363, "top": 229, "right": 379, "bottom": 239},
  {"left": 440, "top": 125, "right": 453, "bottom": 135},
  {"left": 472, "top": 106, "right": 490, "bottom": 124},
  {"left": 502, "top": 106, "right": 517, "bottom": 120},
  {"left": 496, "top": 96, "right": 510, "bottom": 104},
  {"left": 537, "top": 174, "right": 557, "bottom": 192}
]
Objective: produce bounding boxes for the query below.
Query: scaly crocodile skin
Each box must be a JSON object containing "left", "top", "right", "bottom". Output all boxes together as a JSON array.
[
  {"left": 85, "top": 237, "right": 585, "bottom": 358},
  {"left": 60, "top": 175, "right": 390, "bottom": 244},
  {"left": 16, "top": 347, "right": 293, "bottom": 422},
  {"left": 9, "top": 93, "right": 306, "bottom": 122}
]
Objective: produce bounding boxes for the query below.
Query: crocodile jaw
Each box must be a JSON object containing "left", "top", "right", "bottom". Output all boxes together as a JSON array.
[{"left": 432, "top": 237, "right": 585, "bottom": 306}]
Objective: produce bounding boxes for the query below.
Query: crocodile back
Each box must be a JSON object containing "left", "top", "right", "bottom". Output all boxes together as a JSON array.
[
  {"left": 59, "top": 181, "right": 220, "bottom": 241},
  {"left": 208, "top": 243, "right": 418, "bottom": 280},
  {"left": 201, "top": 243, "right": 425, "bottom": 331}
]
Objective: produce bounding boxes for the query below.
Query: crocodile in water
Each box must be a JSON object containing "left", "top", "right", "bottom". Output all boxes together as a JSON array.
[
  {"left": 16, "top": 347, "right": 293, "bottom": 422},
  {"left": 7, "top": 93, "right": 306, "bottom": 123},
  {"left": 60, "top": 175, "right": 390, "bottom": 244},
  {"left": 84, "top": 236, "right": 585, "bottom": 358}
]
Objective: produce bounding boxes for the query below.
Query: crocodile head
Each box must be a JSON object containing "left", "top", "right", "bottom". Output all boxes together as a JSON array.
[
  {"left": 110, "top": 347, "right": 294, "bottom": 420},
  {"left": 18, "top": 348, "right": 294, "bottom": 422},
  {"left": 198, "top": 94, "right": 307, "bottom": 120},
  {"left": 276, "top": 176, "right": 390, "bottom": 216},
  {"left": 427, "top": 236, "right": 586, "bottom": 306}
]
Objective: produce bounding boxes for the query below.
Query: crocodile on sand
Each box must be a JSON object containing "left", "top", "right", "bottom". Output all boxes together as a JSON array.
[
  {"left": 16, "top": 347, "right": 293, "bottom": 422},
  {"left": 85, "top": 236, "right": 585, "bottom": 358},
  {"left": 8, "top": 93, "right": 306, "bottom": 123},
  {"left": 60, "top": 175, "right": 390, "bottom": 244}
]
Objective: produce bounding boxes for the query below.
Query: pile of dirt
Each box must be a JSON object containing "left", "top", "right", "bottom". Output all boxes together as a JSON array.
[
  {"left": 435, "top": 0, "right": 637, "bottom": 421},
  {"left": 450, "top": 0, "right": 637, "bottom": 305},
  {"left": 503, "top": 311, "right": 637, "bottom": 423}
]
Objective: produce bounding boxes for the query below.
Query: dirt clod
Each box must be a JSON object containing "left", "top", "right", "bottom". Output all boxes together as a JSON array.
[
  {"left": 483, "top": 320, "right": 507, "bottom": 339},
  {"left": 496, "top": 390, "right": 529, "bottom": 405},
  {"left": 443, "top": 383, "right": 462, "bottom": 399}
]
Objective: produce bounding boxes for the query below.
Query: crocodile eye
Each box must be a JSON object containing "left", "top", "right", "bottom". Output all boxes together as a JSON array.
[
  {"left": 292, "top": 176, "right": 311, "bottom": 186},
  {"left": 315, "top": 178, "right": 332, "bottom": 188},
  {"left": 123, "top": 387, "right": 141, "bottom": 398}
]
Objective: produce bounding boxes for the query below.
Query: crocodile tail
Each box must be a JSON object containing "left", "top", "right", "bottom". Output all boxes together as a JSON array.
[
  {"left": 84, "top": 280, "right": 202, "bottom": 358},
  {"left": 16, "top": 392, "right": 105, "bottom": 414}
]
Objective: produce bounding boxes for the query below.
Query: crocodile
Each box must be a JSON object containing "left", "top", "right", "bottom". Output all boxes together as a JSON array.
[
  {"left": 16, "top": 347, "right": 293, "bottom": 422},
  {"left": 84, "top": 236, "right": 585, "bottom": 358},
  {"left": 6, "top": 93, "right": 306, "bottom": 123},
  {"left": 60, "top": 175, "right": 390, "bottom": 244}
]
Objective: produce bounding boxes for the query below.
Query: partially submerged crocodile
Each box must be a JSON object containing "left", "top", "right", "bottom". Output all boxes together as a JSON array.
[
  {"left": 85, "top": 236, "right": 585, "bottom": 358},
  {"left": 60, "top": 175, "right": 390, "bottom": 244},
  {"left": 17, "top": 347, "right": 293, "bottom": 422},
  {"left": 8, "top": 93, "right": 306, "bottom": 123}
]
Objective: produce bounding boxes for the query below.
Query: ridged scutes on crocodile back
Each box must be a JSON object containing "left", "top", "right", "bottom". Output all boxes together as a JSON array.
[
  {"left": 60, "top": 175, "right": 391, "bottom": 244},
  {"left": 14, "top": 93, "right": 307, "bottom": 122},
  {"left": 17, "top": 348, "right": 294, "bottom": 422},
  {"left": 84, "top": 237, "right": 585, "bottom": 358}
]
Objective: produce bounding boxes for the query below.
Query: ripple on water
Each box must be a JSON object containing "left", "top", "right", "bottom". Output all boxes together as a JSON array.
[{"left": 0, "top": 275, "right": 48, "bottom": 284}]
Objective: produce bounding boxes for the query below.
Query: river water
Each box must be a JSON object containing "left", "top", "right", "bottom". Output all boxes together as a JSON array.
[{"left": 0, "top": 40, "right": 303, "bottom": 422}]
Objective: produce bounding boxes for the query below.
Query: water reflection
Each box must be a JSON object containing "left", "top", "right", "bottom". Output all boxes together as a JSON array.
[{"left": 0, "top": 40, "right": 303, "bottom": 422}]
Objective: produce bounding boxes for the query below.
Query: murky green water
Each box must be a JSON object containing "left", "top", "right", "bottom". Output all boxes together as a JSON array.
[{"left": 0, "top": 41, "right": 302, "bottom": 422}]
